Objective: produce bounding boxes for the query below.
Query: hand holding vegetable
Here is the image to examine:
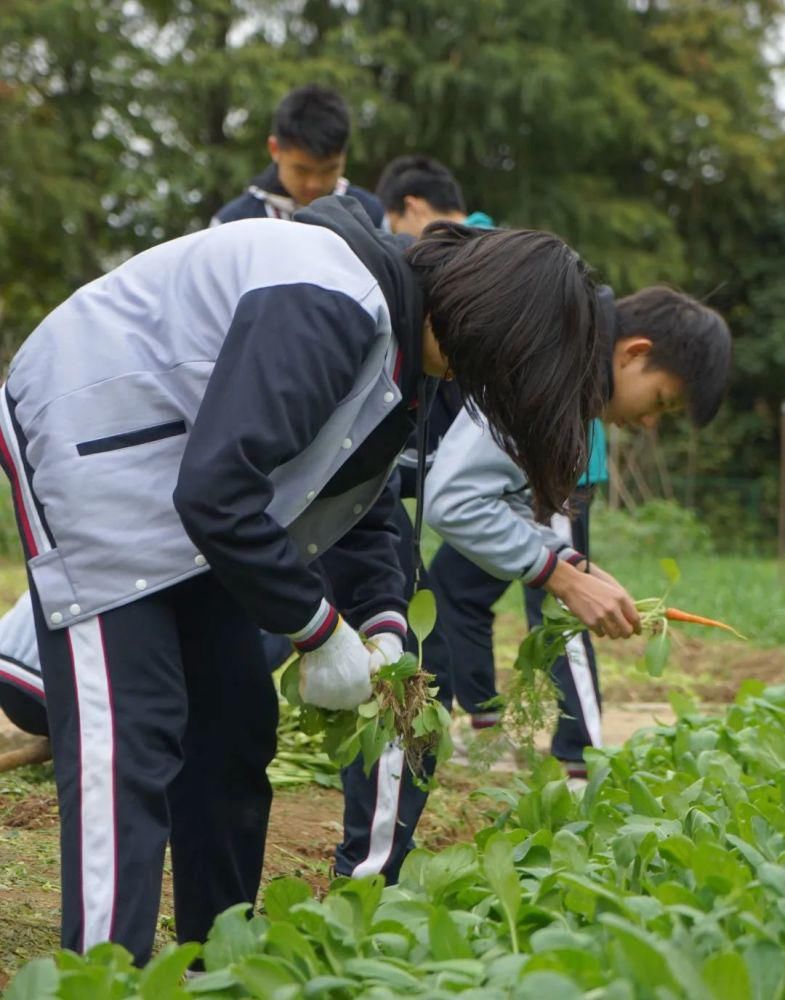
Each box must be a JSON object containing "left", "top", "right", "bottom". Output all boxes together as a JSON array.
[
  {"left": 365, "top": 631, "right": 405, "bottom": 672},
  {"left": 281, "top": 590, "right": 452, "bottom": 789},
  {"left": 297, "top": 617, "right": 373, "bottom": 710},
  {"left": 501, "top": 562, "right": 747, "bottom": 763},
  {"left": 586, "top": 562, "right": 629, "bottom": 592},
  {"left": 544, "top": 559, "right": 641, "bottom": 638}
]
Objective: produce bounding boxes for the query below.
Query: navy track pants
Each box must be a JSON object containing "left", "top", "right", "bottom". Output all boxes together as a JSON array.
[
  {"left": 336, "top": 497, "right": 601, "bottom": 883},
  {"left": 428, "top": 499, "right": 602, "bottom": 760},
  {"left": 29, "top": 572, "right": 278, "bottom": 965},
  {"left": 336, "top": 474, "right": 452, "bottom": 883}
]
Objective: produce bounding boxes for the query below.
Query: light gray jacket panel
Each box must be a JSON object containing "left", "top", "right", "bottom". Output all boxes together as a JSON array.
[
  {"left": 0, "top": 591, "right": 39, "bottom": 674},
  {"left": 4, "top": 219, "right": 401, "bottom": 630},
  {"left": 424, "top": 408, "right": 580, "bottom": 582}
]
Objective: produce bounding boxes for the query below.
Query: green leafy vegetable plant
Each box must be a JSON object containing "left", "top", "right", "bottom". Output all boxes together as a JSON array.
[
  {"left": 279, "top": 589, "right": 452, "bottom": 788},
  {"left": 9, "top": 684, "right": 785, "bottom": 998},
  {"left": 503, "top": 560, "right": 746, "bottom": 757}
]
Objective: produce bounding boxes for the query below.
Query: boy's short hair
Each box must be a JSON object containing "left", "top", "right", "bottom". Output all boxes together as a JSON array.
[
  {"left": 272, "top": 84, "right": 350, "bottom": 157},
  {"left": 376, "top": 155, "right": 466, "bottom": 215},
  {"left": 615, "top": 286, "right": 731, "bottom": 426}
]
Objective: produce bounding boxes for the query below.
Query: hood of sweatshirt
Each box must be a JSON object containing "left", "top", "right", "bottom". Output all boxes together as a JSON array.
[{"left": 294, "top": 194, "right": 426, "bottom": 398}]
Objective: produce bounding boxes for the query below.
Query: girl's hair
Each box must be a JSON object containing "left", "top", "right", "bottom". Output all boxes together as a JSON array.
[{"left": 407, "top": 222, "right": 603, "bottom": 517}]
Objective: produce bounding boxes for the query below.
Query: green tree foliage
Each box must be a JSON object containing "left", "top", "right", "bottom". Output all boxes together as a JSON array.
[{"left": 1, "top": 0, "right": 784, "bottom": 545}]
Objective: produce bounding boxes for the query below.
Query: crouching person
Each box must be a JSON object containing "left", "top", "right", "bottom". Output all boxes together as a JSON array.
[
  {"left": 0, "top": 591, "right": 47, "bottom": 736},
  {"left": 425, "top": 285, "right": 732, "bottom": 772},
  {"left": 0, "top": 197, "right": 613, "bottom": 964}
]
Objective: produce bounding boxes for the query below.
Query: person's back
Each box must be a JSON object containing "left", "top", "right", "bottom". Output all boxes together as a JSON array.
[
  {"left": 212, "top": 84, "right": 384, "bottom": 227},
  {"left": 6, "top": 206, "right": 399, "bottom": 632}
]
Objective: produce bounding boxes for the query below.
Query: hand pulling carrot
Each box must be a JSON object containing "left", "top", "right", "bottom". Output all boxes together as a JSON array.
[{"left": 504, "top": 577, "right": 748, "bottom": 761}]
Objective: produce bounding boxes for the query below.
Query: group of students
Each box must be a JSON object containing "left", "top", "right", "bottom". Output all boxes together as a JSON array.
[{"left": 0, "top": 83, "right": 731, "bottom": 966}]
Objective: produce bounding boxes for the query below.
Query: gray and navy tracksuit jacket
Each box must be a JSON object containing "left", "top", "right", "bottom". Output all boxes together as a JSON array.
[
  {"left": 0, "top": 196, "right": 423, "bottom": 644},
  {"left": 424, "top": 407, "right": 586, "bottom": 585},
  {"left": 211, "top": 163, "right": 385, "bottom": 229},
  {"left": 0, "top": 195, "right": 431, "bottom": 961},
  {"left": 423, "top": 407, "right": 605, "bottom": 764},
  {"left": 0, "top": 592, "right": 47, "bottom": 736},
  {"left": 0, "top": 591, "right": 42, "bottom": 702}
]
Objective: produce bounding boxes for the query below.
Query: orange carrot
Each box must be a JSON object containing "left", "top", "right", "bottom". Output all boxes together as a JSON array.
[{"left": 665, "top": 607, "right": 746, "bottom": 639}]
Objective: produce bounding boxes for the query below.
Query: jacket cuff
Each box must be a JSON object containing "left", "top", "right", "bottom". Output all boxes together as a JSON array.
[
  {"left": 522, "top": 549, "right": 558, "bottom": 588},
  {"left": 288, "top": 598, "right": 340, "bottom": 653},
  {"left": 359, "top": 610, "right": 408, "bottom": 641},
  {"left": 558, "top": 547, "right": 586, "bottom": 567}
]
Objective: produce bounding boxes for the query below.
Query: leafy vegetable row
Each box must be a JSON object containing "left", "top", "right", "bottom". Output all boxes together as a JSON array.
[{"left": 9, "top": 680, "right": 785, "bottom": 999}]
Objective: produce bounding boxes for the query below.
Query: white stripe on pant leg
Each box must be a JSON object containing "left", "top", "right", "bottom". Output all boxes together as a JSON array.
[
  {"left": 351, "top": 743, "right": 405, "bottom": 879},
  {"left": 68, "top": 618, "right": 116, "bottom": 948},
  {"left": 564, "top": 634, "right": 602, "bottom": 748},
  {"left": 0, "top": 389, "right": 51, "bottom": 556}
]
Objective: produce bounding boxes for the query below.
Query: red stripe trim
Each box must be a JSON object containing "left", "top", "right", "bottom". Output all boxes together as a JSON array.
[
  {"left": 97, "top": 617, "right": 118, "bottom": 939},
  {"left": 0, "top": 426, "right": 37, "bottom": 557},
  {"left": 529, "top": 551, "right": 558, "bottom": 588},
  {"left": 566, "top": 552, "right": 585, "bottom": 567},
  {"left": 293, "top": 607, "right": 339, "bottom": 652},
  {"left": 65, "top": 627, "right": 86, "bottom": 952},
  {"left": 0, "top": 668, "right": 44, "bottom": 700},
  {"left": 471, "top": 716, "right": 501, "bottom": 730},
  {"left": 363, "top": 618, "right": 407, "bottom": 639},
  {"left": 392, "top": 350, "right": 403, "bottom": 386}
]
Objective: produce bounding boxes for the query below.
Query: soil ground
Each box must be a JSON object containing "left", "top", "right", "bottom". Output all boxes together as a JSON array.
[{"left": 2, "top": 627, "right": 784, "bottom": 991}]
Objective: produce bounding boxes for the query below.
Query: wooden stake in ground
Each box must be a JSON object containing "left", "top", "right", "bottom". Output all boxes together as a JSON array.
[
  {"left": 779, "top": 400, "right": 785, "bottom": 569},
  {"left": 0, "top": 737, "right": 51, "bottom": 773}
]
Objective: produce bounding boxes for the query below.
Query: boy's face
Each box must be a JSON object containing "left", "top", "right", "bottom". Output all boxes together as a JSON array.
[
  {"left": 268, "top": 136, "right": 346, "bottom": 206},
  {"left": 603, "top": 337, "right": 685, "bottom": 429}
]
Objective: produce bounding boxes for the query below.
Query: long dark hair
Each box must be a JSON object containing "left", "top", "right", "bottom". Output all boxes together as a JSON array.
[{"left": 407, "top": 223, "right": 603, "bottom": 517}]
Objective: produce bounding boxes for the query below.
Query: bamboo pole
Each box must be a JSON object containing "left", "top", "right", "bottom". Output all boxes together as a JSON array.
[{"left": 779, "top": 401, "right": 785, "bottom": 565}]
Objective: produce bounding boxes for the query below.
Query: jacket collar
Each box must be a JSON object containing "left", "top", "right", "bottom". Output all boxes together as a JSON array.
[{"left": 248, "top": 164, "right": 351, "bottom": 219}]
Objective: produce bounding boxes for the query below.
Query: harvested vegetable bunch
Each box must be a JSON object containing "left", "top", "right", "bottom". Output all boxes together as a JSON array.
[
  {"left": 267, "top": 698, "right": 342, "bottom": 790},
  {"left": 503, "top": 559, "right": 746, "bottom": 760},
  {"left": 280, "top": 590, "right": 453, "bottom": 789}
]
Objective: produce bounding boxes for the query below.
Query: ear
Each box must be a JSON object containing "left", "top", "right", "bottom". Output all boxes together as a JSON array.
[
  {"left": 403, "top": 195, "right": 425, "bottom": 217},
  {"left": 616, "top": 336, "right": 653, "bottom": 367},
  {"left": 267, "top": 135, "right": 279, "bottom": 161}
]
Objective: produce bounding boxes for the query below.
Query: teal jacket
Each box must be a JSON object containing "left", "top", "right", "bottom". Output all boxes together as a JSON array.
[
  {"left": 580, "top": 419, "right": 608, "bottom": 486},
  {"left": 464, "top": 211, "right": 494, "bottom": 228}
]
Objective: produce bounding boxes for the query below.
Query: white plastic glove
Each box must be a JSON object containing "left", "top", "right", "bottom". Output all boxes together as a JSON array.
[
  {"left": 364, "top": 632, "right": 404, "bottom": 673},
  {"left": 298, "top": 616, "right": 373, "bottom": 710}
]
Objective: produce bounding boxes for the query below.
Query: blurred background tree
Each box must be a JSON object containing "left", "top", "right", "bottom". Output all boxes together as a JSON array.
[{"left": 1, "top": 0, "right": 784, "bottom": 549}]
